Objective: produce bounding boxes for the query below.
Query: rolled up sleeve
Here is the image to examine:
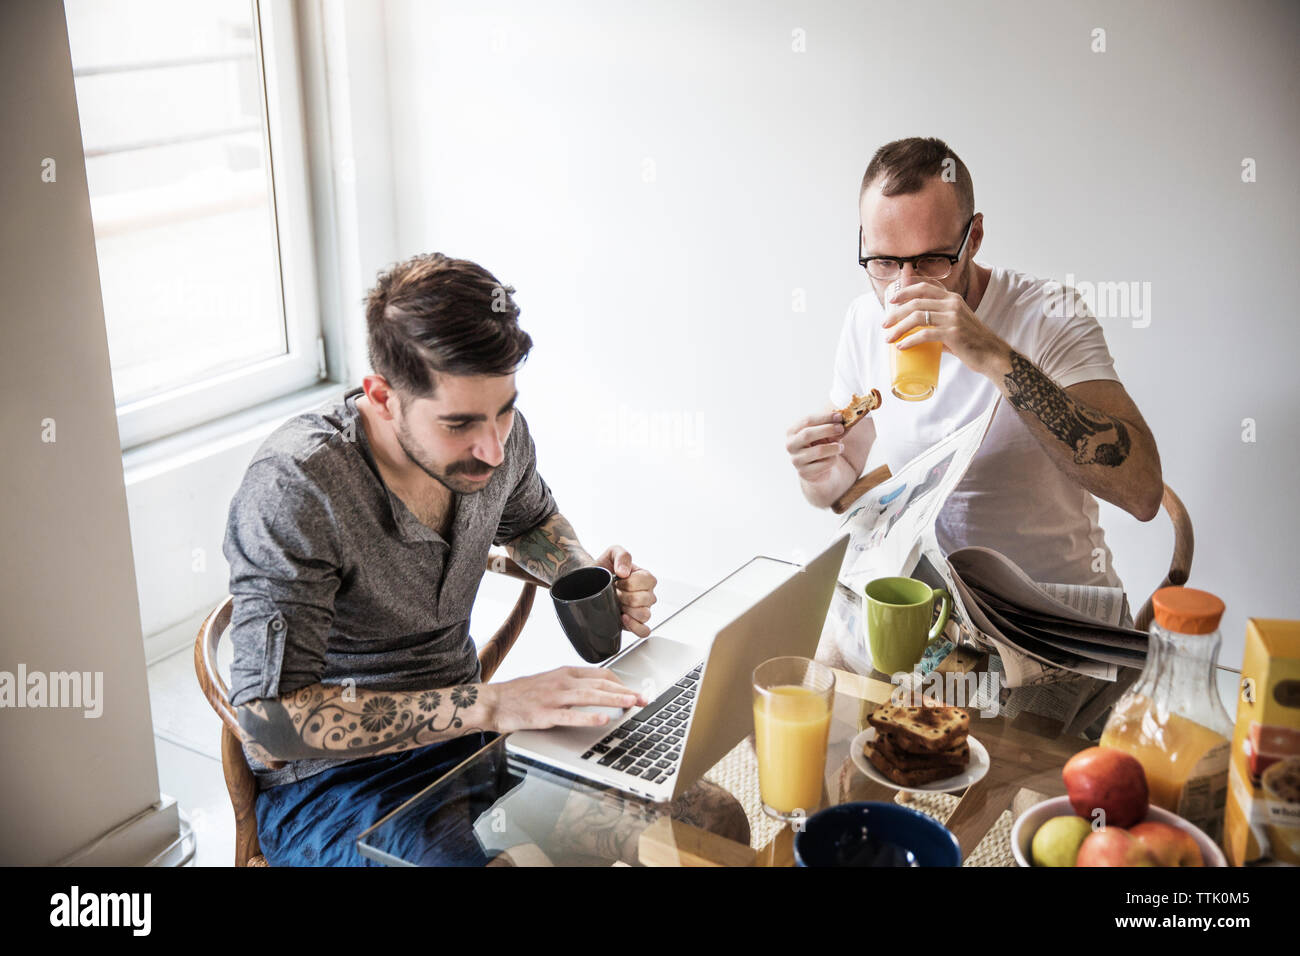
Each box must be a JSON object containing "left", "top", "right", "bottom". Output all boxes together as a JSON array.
[
  {"left": 493, "top": 411, "right": 559, "bottom": 545},
  {"left": 223, "top": 459, "right": 342, "bottom": 708}
]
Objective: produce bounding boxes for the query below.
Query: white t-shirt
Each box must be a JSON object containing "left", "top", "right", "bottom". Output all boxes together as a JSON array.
[{"left": 830, "top": 263, "right": 1124, "bottom": 589}]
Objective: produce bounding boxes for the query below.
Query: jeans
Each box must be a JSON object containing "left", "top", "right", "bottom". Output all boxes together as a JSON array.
[{"left": 255, "top": 732, "right": 530, "bottom": 866}]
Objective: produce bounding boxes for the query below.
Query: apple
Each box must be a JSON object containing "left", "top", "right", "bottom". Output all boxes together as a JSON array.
[
  {"left": 1031, "top": 815, "right": 1093, "bottom": 867},
  {"left": 1076, "top": 827, "right": 1155, "bottom": 867},
  {"left": 1129, "top": 821, "right": 1203, "bottom": 867},
  {"left": 1063, "top": 747, "right": 1149, "bottom": 828}
]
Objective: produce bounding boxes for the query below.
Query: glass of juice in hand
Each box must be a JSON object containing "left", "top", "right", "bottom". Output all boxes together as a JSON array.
[
  {"left": 753, "top": 657, "right": 835, "bottom": 822},
  {"left": 888, "top": 278, "right": 943, "bottom": 401}
]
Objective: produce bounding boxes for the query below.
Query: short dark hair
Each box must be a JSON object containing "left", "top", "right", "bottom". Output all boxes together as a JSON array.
[
  {"left": 365, "top": 252, "right": 533, "bottom": 398},
  {"left": 859, "top": 137, "right": 974, "bottom": 219}
]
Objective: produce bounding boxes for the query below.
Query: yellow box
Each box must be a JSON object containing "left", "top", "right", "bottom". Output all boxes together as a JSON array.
[{"left": 1224, "top": 618, "right": 1300, "bottom": 866}]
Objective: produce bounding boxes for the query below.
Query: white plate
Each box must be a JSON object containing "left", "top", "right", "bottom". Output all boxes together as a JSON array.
[{"left": 850, "top": 727, "right": 989, "bottom": 794}]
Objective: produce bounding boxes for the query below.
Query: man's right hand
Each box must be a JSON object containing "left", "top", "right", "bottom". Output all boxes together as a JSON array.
[
  {"left": 786, "top": 410, "right": 846, "bottom": 483},
  {"left": 485, "top": 666, "right": 650, "bottom": 734}
]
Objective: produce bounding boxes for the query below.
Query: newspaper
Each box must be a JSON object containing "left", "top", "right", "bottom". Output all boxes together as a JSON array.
[
  {"left": 836, "top": 402, "right": 994, "bottom": 596},
  {"left": 947, "top": 547, "right": 1144, "bottom": 680},
  {"left": 829, "top": 397, "right": 1147, "bottom": 737}
]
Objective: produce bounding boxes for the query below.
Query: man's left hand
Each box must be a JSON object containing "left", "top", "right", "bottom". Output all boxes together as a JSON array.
[
  {"left": 593, "top": 546, "right": 658, "bottom": 638},
  {"left": 882, "top": 278, "right": 1009, "bottom": 380}
]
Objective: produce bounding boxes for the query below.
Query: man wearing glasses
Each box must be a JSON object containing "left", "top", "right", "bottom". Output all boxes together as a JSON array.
[{"left": 787, "top": 137, "right": 1164, "bottom": 664}]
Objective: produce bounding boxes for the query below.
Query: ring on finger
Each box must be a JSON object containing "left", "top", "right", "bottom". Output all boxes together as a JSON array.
[{"left": 924, "top": 310, "right": 931, "bottom": 326}]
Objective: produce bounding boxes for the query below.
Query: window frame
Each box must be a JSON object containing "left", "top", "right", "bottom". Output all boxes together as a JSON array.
[{"left": 101, "top": 0, "right": 326, "bottom": 450}]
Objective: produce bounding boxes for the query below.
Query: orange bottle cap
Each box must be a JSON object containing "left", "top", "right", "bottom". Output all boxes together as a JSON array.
[{"left": 1151, "top": 586, "right": 1224, "bottom": 635}]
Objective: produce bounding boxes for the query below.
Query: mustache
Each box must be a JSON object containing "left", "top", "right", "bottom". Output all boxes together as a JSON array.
[{"left": 446, "top": 460, "right": 493, "bottom": 477}]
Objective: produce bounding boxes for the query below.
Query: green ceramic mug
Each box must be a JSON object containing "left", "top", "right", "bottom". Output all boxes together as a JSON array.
[{"left": 865, "top": 577, "right": 952, "bottom": 675}]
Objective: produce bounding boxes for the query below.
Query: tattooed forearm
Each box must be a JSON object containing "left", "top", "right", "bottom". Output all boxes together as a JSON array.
[
  {"left": 1004, "top": 351, "right": 1132, "bottom": 467},
  {"left": 503, "top": 511, "right": 593, "bottom": 584},
  {"left": 236, "top": 681, "right": 489, "bottom": 762}
]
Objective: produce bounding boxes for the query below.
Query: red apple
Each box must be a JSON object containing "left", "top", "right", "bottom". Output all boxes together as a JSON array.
[
  {"left": 1076, "top": 827, "right": 1155, "bottom": 867},
  {"left": 1063, "top": 747, "right": 1150, "bottom": 828},
  {"left": 1129, "top": 821, "right": 1203, "bottom": 867}
]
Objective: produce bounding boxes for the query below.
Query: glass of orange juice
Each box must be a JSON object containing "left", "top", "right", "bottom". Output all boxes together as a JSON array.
[
  {"left": 886, "top": 277, "right": 942, "bottom": 401},
  {"left": 889, "top": 329, "right": 942, "bottom": 401},
  {"left": 753, "top": 657, "right": 835, "bottom": 821}
]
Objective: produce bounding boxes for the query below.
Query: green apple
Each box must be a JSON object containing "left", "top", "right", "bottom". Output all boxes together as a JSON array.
[{"left": 1031, "top": 815, "right": 1093, "bottom": 867}]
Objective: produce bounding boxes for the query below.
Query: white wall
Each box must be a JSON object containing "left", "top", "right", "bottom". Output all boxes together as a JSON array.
[
  {"left": 378, "top": 0, "right": 1300, "bottom": 670},
  {"left": 0, "top": 0, "right": 177, "bottom": 864}
]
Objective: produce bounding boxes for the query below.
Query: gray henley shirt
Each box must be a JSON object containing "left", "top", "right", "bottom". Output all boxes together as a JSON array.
[{"left": 222, "top": 385, "right": 557, "bottom": 789}]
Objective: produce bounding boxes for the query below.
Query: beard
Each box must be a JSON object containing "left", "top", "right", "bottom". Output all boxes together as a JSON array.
[{"left": 393, "top": 416, "right": 495, "bottom": 494}]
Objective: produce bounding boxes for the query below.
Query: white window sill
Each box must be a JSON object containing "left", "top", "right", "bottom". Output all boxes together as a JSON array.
[{"left": 122, "top": 381, "right": 347, "bottom": 486}]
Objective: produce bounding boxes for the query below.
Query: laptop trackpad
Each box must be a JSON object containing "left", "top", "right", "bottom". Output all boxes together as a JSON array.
[
  {"left": 607, "top": 637, "right": 698, "bottom": 703},
  {"left": 573, "top": 704, "right": 625, "bottom": 720}
]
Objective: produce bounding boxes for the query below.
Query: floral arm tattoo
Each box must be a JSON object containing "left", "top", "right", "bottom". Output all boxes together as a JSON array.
[
  {"left": 1004, "top": 351, "right": 1132, "bottom": 467},
  {"left": 502, "top": 511, "right": 594, "bottom": 585},
  {"left": 236, "top": 682, "right": 485, "bottom": 762}
]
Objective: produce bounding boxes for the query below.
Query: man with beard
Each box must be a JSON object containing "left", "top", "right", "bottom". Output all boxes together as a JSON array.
[{"left": 224, "top": 252, "right": 746, "bottom": 865}]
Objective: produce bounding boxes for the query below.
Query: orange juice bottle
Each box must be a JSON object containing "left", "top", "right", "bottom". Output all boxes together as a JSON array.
[{"left": 1100, "top": 587, "right": 1233, "bottom": 844}]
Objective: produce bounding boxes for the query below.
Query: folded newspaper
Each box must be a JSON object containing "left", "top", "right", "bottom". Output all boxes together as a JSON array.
[{"left": 830, "top": 398, "right": 1145, "bottom": 738}]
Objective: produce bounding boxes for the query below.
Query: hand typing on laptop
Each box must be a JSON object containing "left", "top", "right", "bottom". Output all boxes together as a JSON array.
[{"left": 486, "top": 666, "right": 650, "bottom": 734}]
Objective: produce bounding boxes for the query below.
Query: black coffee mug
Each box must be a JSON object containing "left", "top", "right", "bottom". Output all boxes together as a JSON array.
[{"left": 551, "top": 566, "right": 623, "bottom": 663}]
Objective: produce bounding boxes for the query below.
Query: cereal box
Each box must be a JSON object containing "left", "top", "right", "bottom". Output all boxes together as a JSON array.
[{"left": 1224, "top": 618, "right": 1300, "bottom": 865}]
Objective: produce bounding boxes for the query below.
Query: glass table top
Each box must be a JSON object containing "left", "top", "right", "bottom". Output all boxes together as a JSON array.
[{"left": 357, "top": 572, "right": 1104, "bottom": 866}]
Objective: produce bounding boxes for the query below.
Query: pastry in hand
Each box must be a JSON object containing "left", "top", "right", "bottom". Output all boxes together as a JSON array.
[{"left": 836, "top": 389, "right": 882, "bottom": 430}]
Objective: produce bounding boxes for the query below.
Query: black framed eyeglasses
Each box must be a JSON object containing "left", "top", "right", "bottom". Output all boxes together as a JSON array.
[{"left": 858, "top": 214, "right": 975, "bottom": 281}]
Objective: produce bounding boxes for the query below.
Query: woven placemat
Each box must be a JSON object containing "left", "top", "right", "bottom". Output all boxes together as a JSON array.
[
  {"left": 898, "top": 791, "right": 1017, "bottom": 867},
  {"left": 703, "top": 736, "right": 1016, "bottom": 867}
]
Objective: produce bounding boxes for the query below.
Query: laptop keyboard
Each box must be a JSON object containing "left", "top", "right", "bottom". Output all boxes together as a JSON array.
[{"left": 580, "top": 661, "right": 704, "bottom": 785}]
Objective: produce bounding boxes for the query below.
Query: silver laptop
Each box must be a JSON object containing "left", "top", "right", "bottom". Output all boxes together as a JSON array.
[{"left": 505, "top": 534, "right": 849, "bottom": 803}]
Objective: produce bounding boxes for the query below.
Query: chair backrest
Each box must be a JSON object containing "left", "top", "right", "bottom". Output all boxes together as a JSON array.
[
  {"left": 477, "top": 555, "right": 547, "bottom": 681},
  {"left": 192, "top": 596, "right": 274, "bottom": 865},
  {"left": 193, "top": 596, "right": 245, "bottom": 742},
  {"left": 1132, "top": 483, "right": 1194, "bottom": 631}
]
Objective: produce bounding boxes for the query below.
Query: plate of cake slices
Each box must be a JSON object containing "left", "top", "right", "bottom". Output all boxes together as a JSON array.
[{"left": 850, "top": 702, "right": 989, "bottom": 794}]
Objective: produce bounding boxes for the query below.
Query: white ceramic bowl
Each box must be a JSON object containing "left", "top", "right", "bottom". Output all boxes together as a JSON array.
[{"left": 1011, "top": 796, "right": 1227, "bottom": 867}]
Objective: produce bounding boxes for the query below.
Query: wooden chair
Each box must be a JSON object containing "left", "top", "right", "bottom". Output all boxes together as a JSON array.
[
  {"left": 832, "top": 468, "right": 1194, "bottom": 633},
  {"left": 1131, "top": 484, "right": 1194, "bottom": 631},
  {"left": 193, "top": 554, "right": 549, "bottom": 867}
]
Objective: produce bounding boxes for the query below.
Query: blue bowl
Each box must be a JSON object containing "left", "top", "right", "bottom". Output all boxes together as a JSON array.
[{"left": 794, "top": 801, "right": 962, "bottom": 867}]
